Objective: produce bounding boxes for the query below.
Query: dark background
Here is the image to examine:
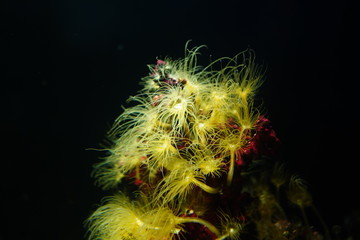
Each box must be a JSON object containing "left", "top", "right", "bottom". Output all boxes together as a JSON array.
[{"left": 1, "top": 0, "right": 358, "bottom": 239}]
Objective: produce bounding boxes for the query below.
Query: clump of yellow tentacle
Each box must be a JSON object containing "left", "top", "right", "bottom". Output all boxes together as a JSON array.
[{"left": 86, "top": 45, "right": 328, "bottom": 240}]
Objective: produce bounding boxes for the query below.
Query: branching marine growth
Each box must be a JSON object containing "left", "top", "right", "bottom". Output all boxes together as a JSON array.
[{"left": 86, "top": 44, "right": 330, "bottom": 240}]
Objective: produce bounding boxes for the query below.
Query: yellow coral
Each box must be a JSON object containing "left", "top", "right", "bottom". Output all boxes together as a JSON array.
[
  {"left": 86, "top": 194, "right": 181, "bottom": 240},
  {"left": 88, "top": 43, "right": 268, "bottom": 239}
]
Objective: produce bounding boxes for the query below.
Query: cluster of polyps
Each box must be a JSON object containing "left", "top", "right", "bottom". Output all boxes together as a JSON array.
[{"left": 86, "top": 46, "right": 325, "bottom": 240}]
